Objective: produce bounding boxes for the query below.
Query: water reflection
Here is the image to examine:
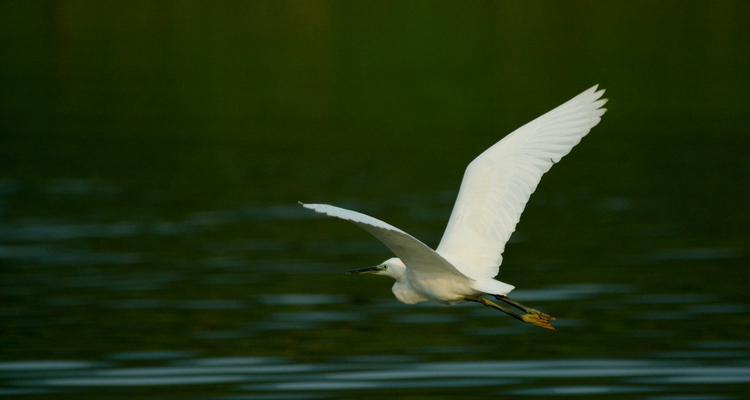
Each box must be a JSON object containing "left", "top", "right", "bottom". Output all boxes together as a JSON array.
[
  {"left": 511, "top": 385, "right": 654, "bottom": 396},
  {"left": 0, "top": 244, "right": 141, "bottom": 265},
  {"left": 510, "top": 284, "right": 632, "bottom": 302},
  {"left": 109, "top": 351, "right": 194, "bottom": 361},
  {"left": 0, "top": 361, "right": 96, "bottom": 371},
  {"left": 4, "top": 356, "right": 749, "bottom": 397},
  {"left": 256, "top": 294, "right": 346, "bottom": 306}
]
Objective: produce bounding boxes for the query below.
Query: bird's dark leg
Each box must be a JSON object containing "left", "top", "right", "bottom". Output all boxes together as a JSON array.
[
  {"left": 469, "top": 297, "right": 556, "bottom": 331},
  {"left": 495, "top": 295, "right": 555, "bottom": 323},
  {"left": 469, "top": 297, "right": 525, "bottom": 321}
]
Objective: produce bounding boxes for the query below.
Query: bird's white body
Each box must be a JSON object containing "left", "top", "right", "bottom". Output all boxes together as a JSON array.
[
  {"left": 392, "top": 277, "right": 430, "bottom": 304},
  {"left": 392, "top": 259, "right": 475, "bottom": 304},
  {"left": 302, "top": 85, "right": 607, "bottom": 308}
]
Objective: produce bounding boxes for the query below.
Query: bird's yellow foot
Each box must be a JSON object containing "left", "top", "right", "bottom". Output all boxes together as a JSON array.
[
  {"left": 522, "top": 312, "right": 557, "bottom": 331},
  {"left": 527, "top": 308, "right": 555, "bottom": 322}
]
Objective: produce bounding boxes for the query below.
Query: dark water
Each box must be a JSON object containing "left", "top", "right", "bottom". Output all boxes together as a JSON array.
[{"left": 1, "top": 1, "right": 749, "bottom": 399}]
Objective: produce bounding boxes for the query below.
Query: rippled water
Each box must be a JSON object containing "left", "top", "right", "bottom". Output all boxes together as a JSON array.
[
  {"left": 1, "top": 180, "right": 748, "bottom": 398},
  {"left": 10, "top": 356, "right": 748, "bottom": 394},
  {"left": 2, "top": 1, "right": 750, "bottom": 399}
]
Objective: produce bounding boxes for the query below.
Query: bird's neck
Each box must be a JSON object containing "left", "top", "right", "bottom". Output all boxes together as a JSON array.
[{"left": 386, "top": 258, "right": 407, "bottom": 282}]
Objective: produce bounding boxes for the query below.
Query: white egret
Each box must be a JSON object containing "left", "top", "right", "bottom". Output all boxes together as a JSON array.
[{"left": 301, "top": 85, "right": 607, "bottom": 330}]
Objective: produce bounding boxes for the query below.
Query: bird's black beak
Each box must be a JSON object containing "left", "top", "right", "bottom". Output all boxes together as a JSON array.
[{"left": 347, "top": 265, "right": 384, "bottom": 275}]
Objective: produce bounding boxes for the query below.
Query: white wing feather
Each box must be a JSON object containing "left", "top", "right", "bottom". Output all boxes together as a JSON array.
[
  {"left": 436, "top": 85, "right": 608, "bottom": 280},
  {"left": 300, "top": 202, "right": 469, "bottom": 280}
]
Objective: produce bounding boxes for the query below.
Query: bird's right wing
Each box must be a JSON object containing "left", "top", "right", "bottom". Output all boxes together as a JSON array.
[
  {"left": 437, "top": 85, "right": 607, "bottom": 280},
  {"left": 300, "top": 202, "right": 469, "bottom": 280}
]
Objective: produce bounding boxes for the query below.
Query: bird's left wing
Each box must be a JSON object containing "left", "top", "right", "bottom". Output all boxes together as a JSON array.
[
  {"left": 300, "top": 202, "right": 469, "bottom": 279},
  {"left": 437, "top": 85, "right": 607, "bottom": 280}
]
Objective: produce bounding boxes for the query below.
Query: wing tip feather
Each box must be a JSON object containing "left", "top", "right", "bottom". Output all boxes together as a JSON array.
[{"left": 586, "top": 83, "right": 606, "bottom": 96}]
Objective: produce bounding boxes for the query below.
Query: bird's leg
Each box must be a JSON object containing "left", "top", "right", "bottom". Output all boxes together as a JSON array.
[
  {"left": 494, "top": 295, "right": 555, "bottom": 323},
  {"left": 470, "top": 297, "right": 556, "bottom": 331},
  {"left": 469, "top": 297, "right": 525, "bottom": 321}
]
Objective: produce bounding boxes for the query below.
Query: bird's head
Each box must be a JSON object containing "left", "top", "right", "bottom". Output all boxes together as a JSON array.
[{"left": 348, "top": 257, "right": 406, "bottom": 281}]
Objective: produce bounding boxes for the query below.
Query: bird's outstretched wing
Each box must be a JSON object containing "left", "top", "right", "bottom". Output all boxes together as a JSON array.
[
  {"left": 436, "top": 85, "right": 607, "bottom": 280},
  {"left": 300, "top": 202, "right": 469, "bottom": 280}
]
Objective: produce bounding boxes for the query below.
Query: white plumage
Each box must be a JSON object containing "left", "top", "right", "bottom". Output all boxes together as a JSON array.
[
  {"left": 301, "top": 85, "right": 607, "bottom": 329},
  {"left": 299, "top": 203, "right": 468, "bottom": 281},
  {"left": 437, "top": 85, "right": 607, "bottom": 279}
]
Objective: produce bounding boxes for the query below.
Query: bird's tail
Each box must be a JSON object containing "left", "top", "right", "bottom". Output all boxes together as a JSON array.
[{"left": 471, "top": 279, "right": 515, "bottom": 296}]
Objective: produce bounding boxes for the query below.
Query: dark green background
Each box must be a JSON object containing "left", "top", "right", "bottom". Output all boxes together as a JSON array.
[{"left": 1, "top": 1, "right": 748, "bottom": 399}]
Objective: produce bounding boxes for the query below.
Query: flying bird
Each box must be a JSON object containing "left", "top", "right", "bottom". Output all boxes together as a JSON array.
[{"left": 301, "top": 85, "right": 607, "bottom": 330}]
